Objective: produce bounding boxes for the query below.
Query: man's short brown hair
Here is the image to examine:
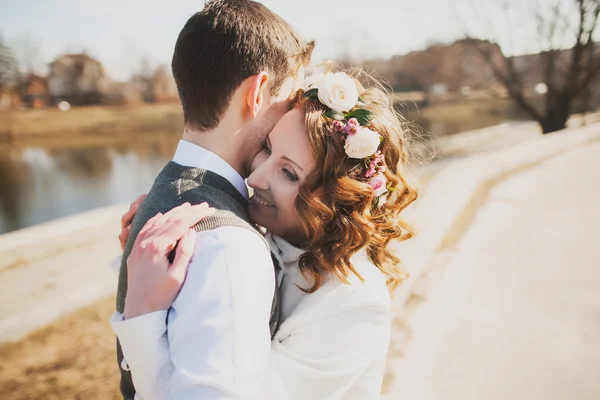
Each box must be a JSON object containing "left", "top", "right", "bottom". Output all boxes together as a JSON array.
[{"left": 172, "top": 0, "right": 314, "bottom": 131}]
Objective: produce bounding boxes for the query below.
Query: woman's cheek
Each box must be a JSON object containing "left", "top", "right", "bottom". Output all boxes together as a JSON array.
[{"left": 285, "top": 189, "right": 302, "bottom": 215}]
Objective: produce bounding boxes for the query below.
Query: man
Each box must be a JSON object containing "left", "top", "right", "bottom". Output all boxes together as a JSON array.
[{"left": 113, "top": 1, "right": 313, "bottom": 398}]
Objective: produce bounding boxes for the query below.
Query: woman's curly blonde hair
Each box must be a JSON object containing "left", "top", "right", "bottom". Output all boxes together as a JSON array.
[{"left": 292, "top": 70, "right": 418, "bottom": 294}]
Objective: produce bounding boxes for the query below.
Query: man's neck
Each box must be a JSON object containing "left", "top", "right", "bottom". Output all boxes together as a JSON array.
[{"left": 182, "top": 126, "right": 248, "bottom": 179}]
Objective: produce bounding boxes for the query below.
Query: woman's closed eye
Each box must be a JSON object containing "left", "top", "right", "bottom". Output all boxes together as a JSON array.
[{"left": 282, "top": 167, "right": 299, "bottom": 182}]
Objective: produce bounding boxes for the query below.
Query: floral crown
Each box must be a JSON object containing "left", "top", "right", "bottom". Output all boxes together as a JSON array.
[{"left": 303, "top": 66, "right": 394, "bottom": 207}]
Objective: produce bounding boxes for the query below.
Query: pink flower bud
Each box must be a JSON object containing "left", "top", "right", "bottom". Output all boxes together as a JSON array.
[
  {"left": 347, "top": 118, "right": 359, "bottom": 129},
  {"left": 364, "top": 167, "right": 377, "bottom": 178},
  {"left": 369, "top": 175, "right": 386, "bottom": 191},
  {"left": 344, "top": 118, "right": 360, "bottom": 135},
  {"left": 333, "top": 120, "right": 346, "bottom": 132}
]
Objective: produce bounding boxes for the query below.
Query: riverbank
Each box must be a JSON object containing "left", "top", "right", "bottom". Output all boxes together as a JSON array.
[
  {"left": 0, "top": 97, "right": 527, "bottom": 152},
  {"left": 0, "top": 118, "right": 598, "bottom": 398},
  {"left": 0, "top": 205, "right": 124, "bottom": 343},
  {"left": 0, "top": 103, "right": 182, "bottom": 141}
]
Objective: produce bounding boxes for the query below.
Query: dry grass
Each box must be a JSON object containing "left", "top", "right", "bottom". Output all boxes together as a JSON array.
[
  {"left": 0, "top": 104, "right": 184, "bottom": 155},
  {"left": 0, "top": 297, "right": 120, "bottom": 400},
  {"left": 0, "top": 103, "right": 183, "bottom": 137}
]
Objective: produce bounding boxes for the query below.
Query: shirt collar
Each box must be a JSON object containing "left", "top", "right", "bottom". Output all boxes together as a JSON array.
[
  {"left": 267, "top": 233, "right": 306, "bottom": 264},
  {"left": 172, "top": 140, "right": 249, "bottom": 200}
]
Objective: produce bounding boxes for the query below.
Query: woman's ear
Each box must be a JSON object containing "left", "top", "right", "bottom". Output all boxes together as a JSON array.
[{"left": 246, "top": 71, "right": 270, "bottom": 118}]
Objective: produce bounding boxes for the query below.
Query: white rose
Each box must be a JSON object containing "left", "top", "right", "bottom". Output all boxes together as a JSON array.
[
  {"left": 344, "top": 127, "right": 381, "bottom": 159},
  {"left": 317, "top": 72, "right": 359, "bottom": 112},
  {"left": 304, "top": 72, "right": 325, "bottom": 90}
]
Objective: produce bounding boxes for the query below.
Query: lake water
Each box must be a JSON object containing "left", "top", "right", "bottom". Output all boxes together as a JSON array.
[
  {"left": 0, "top": 113, "right": 523, "bottom": 235},
  {"left": 0, "top": 138, "right": 178, "bottom": 235}
]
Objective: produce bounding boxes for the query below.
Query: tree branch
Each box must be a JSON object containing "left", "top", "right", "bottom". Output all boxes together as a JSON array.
[
  {"left": 568, "top": 0, "right": 589, "bottom": 93},
  {"left": 470, "top": 40, "right": 543, "bottom": 122}
]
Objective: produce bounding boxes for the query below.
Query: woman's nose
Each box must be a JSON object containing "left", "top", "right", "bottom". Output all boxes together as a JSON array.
[{"left": 247, "top": 161, "right": 269, "bottom": 192}]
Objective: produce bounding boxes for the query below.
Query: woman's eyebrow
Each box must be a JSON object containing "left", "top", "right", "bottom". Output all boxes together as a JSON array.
[{"left": 282, "top": 156, "right": 303, "bottom": 172}]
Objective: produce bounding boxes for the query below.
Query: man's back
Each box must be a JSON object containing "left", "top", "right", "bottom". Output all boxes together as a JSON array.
[
  {"left": 116, "top": 162, "right": 254, "bottom": 312},
  {"left": 116, "top": 161, "right": 279, "bottom": 399}
]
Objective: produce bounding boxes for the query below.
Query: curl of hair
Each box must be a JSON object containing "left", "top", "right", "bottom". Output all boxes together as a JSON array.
[{"left": 292, "top": 72, "right": 419, "bottom": 294}]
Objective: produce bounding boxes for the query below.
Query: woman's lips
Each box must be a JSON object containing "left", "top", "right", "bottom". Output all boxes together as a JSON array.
[{"left": 251, "top": 193, "right": 275, "bottom": 208}]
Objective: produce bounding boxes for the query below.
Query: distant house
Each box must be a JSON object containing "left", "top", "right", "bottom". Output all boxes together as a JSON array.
[
  {"left": 20, "top": 74, "right": 49, "bottom": 108},
  {"left": 399, "top": 39, "right": 501, "bottom": 93},
  {"left": 100, "top": 81, "right": 143, "bottom": 105},
  {"left": 47, "top": 54, "right": 107, "bottom": 106},
  {"left": 364, "top": 39, "right": 502, "bottom": 95}
]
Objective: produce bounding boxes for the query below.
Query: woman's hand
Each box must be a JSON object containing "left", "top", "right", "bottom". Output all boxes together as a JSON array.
[
  {"left": 124, "top": 202, "right": 215, "bottom": 319},
  {"left": 119, "top": 193, "right": 147, "bottom": 251}
]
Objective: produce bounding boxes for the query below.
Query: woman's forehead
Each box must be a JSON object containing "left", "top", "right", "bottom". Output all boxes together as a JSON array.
[{"left": 270, "top": 108, "right": 315, "bottom": 171}]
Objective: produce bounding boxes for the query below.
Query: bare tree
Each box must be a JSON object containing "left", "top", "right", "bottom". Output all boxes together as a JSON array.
[
  {"left": 136, "top": 53, "right": 154, "bottom": 80},
  {"left": 13, "top": 33, "right": 42, "bottom": 75},
  {"left": 0, "top": 35, "right": 18, "bottom": 88},
  {"left": 460, "top": 0, "right": 600, "bottom": 133}
]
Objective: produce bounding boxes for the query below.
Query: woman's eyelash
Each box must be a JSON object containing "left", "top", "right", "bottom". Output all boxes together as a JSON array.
[{"left": 283, "top": 168, "right": 298, "bottom": 182}]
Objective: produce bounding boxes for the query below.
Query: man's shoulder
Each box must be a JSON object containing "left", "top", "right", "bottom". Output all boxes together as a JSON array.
[
  {"left": 194, "top": 226, "right": 270, "bottom": 256},
  {"left": 144, "top": 177, "right": 242, "bottom": 214},
  {"left": 189, "top": 227, "right": 274, "bottom": 280},
  {"left": 178, "top": 227, "right": 275, "bottom": 307}
]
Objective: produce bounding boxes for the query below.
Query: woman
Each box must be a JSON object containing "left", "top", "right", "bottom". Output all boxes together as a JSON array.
[{"left": 111, "top": 68, "right": 418, "bottom": 399}]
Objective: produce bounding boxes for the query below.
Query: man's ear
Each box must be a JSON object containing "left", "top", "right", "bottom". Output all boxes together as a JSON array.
[{"left": 246, "top": 72, "right": 270, "bottom": 118}]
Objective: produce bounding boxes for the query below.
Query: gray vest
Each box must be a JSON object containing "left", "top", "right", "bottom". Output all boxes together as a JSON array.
[{"left": 116, "top": 161, "right": 281, "bottom": 400}]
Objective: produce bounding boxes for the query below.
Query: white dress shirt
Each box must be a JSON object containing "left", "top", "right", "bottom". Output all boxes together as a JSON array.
[
  {"left": 172, "top": 139, "right": 249, "bottom": 200},
  {"left": 111, "top": 232, "right": 392, "bottom": 399},
  {"left": 114, "top": 140, "right": 275, "bottom": 399}
]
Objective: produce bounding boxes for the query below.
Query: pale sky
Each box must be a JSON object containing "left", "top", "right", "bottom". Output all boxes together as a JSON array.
[{"left": 0, "top": 0, "right": 576, "bottom": 81}]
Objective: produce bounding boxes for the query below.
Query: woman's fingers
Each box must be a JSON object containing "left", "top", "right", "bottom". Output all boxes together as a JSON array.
[
  {"left": 119, "top": 224, "right": 131, "bottom": 251},
  {"left": 169, "top": 228, "right": 197, "bottom": 284},
  {"left": 119, "top": 194, "right": 147, "bottom": 250},
  {"left": 124, "top": 204, "right": 213, "bottom": 319},
  {"left": 132, "top": 212, "right": 163, "bottom": 250},
  {"left": 142, "top": 202, "right": 193, "bottom": 240},
  {"left": 124, "top": 229, "right": 195, "bottom": 319},
  {"left": 121, "top": 193, "right": 147, "bottom": 230},
  {"left": 140, "top": 203, "right": 215, "bottom": 255}
]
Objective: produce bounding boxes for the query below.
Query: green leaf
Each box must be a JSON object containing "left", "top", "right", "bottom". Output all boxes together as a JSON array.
[
  {"left": 346, "top": 108, "right": 375, "bottom": 126},
  {"left": 323, "top": 109, "right": 346, "bottom": 121},
  {"left": 356, "top": 97, "right": 367, "bottom": 107},
  {"left": 304, "top": 88, "right": 319, "bottom": 99}
]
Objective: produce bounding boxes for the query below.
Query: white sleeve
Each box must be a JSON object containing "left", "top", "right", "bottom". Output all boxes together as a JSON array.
[
  {"left": 168, "top": 226, "right": 274, "bottom": 399},
  {"left": 264, "top": 305, "right": 388, "bottom": 400},
  {"left": 111, "top": 226, "right": 275, "bottom": 400},
  {"left": 110, "top": 310, "right": 173, "bottom": 400}
]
